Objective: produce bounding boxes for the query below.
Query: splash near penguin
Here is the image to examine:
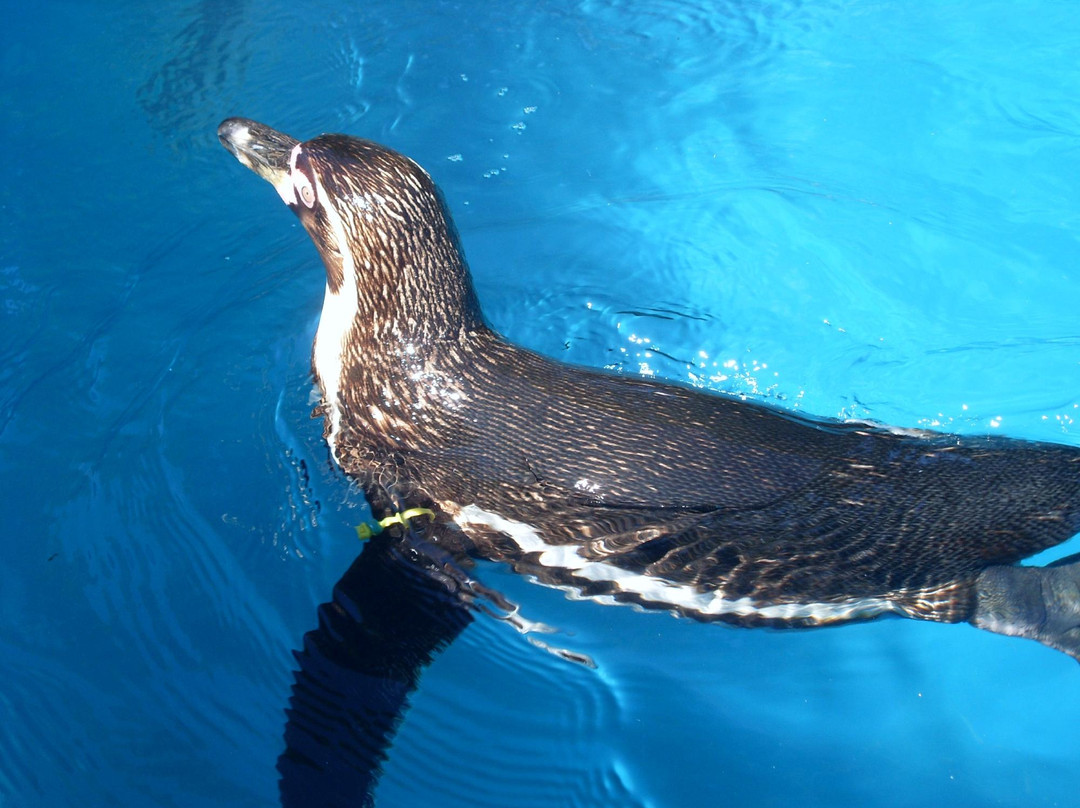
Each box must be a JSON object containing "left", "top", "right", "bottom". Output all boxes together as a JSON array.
[{"left": 218, "top": 117, "right": 1080, "bottom": 653}]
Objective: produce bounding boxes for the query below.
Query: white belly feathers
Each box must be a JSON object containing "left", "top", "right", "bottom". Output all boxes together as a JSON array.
[
  {"left": 453, "top": 504, "right": 900, "bottom": 625},
  {"left": 311, "top": 176, "right": 360, "bottom": 463}
]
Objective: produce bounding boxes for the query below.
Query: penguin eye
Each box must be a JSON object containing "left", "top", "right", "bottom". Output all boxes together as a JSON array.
[{"left": 296, "top": 176, "right": 316, "bottom": 209}]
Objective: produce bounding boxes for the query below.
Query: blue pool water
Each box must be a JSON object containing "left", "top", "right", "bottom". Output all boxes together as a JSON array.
[{"left": 3, "top": 1, "right": 1080, "bottom": 806}]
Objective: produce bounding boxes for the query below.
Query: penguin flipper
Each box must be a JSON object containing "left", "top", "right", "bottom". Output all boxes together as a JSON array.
[
  {"left": 971, "top": 554, "right": 1080, "bottom": 662},
  {"left": 277, "top": 529, "right": 473, "bottom": 807}
]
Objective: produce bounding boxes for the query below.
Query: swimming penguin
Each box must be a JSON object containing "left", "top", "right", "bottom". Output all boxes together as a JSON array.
[{"left": 218, "top": 117, "right": 1080, "bottom": 660}]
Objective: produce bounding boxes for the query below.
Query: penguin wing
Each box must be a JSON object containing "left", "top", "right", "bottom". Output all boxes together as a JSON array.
[{"left": 495, "top": 437, "right": 1080, "bottom": 625}]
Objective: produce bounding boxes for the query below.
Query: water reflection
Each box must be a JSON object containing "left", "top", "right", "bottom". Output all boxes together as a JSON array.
[{"left": 278, "top": 529, "right": 472, "bottom": 806}]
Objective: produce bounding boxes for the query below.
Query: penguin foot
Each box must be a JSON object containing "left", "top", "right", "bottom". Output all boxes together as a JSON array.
[{"left": 971, "top": 554, "right": 1080, "bottom": 662}]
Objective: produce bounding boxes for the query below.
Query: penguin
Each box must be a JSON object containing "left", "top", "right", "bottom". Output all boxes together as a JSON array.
[{"left": 217, "top": 117, "right": 1080, "bottom": 659}]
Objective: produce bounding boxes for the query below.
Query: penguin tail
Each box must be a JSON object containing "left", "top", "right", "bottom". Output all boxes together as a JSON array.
[{"left": 971, "top": 553, "right": 1080, "bottom": 663}]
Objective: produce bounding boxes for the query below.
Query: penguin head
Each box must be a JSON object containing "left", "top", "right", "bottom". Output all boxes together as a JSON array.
[{"left": 218, "top": 117, "right": 482, "bottom": 341}]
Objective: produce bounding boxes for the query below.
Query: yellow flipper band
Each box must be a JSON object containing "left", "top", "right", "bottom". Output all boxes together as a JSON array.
[{"left": 355, "top": 507, "right": 436, "bottom": 541}]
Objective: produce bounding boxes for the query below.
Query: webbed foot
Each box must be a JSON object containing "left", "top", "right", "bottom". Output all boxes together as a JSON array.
[{"left": 971, "top": 554, "right": 1080, "bottom": 662}]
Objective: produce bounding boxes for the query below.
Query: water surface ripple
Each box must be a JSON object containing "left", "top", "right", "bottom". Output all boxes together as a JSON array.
[{"left": 3, "top": 0, "right": 1079, "bottom": 806}]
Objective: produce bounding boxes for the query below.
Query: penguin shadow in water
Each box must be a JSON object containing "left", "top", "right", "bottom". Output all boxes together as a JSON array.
[{"left": 276, "top": 525, "right": 472, "bottom": 807}]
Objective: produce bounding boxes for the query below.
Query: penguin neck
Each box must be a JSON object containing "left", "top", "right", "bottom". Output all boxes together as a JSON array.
[
  {"left": 312, "top": 243, "right": 494, "bottom": 455},
  {"left": 339, "top": 246, "right": 488, "bottom": 351}
]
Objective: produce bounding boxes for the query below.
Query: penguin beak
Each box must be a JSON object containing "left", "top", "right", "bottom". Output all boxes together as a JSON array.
[{"left": 217, "top": 117, "right": 299, "bottom": 190}]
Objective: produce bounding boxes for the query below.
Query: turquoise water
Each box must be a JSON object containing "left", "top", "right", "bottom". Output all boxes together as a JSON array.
[{"left": 3, "top": 1, "right": 1080, "bottom": 806}]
